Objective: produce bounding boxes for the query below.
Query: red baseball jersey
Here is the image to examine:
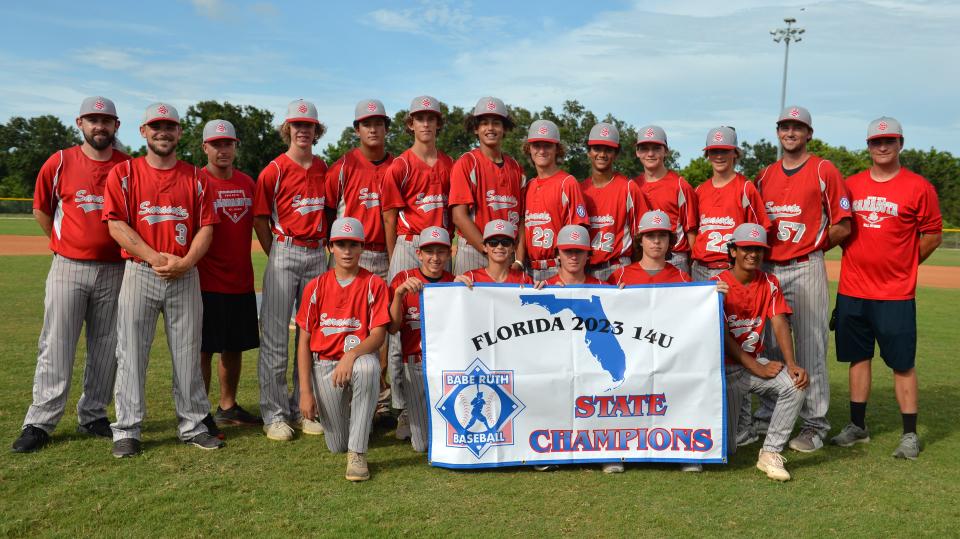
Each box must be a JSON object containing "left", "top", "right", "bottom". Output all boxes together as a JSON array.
[
  {"left": 325, "top": 148, "right": 394, "bottom": 248},
  {"left": 102, "top": 158, "right": 217, "bottom": 261},
  {"left": 544, "top": 274, "right": 603, "bottom": 285},
  {"left": 839, "top": 168, "right": 942, "bottom": 300},
  {"left": 713, "top": 270, "right": 792, "bottom": 365},
  {"left": 253, "top": 153, "right": 329, "bottom": 241},
  {"left": 197, "top": 168, "right": 256, "bottom": 294},
  {"left": 296, "top": 268, "right": 391, "bottom": 359},
  {"left": 636, "top": 171, "right": 698, "bottom": 253},
  {"left": 692, "top": 175, "right": 770, "bottom": 265},
  {"left": 380, "top": 149, "right": 454, "bottom": 236},
  {"left": 389, "top": 269, "right": 455, "bottom": 360},
  {"left": 581, "top": 174, "right": 650, "bottom": 265},
  {"left": 461, "top": 268, "right": 533, "bottom": 285},
  {"left": 33, "top": 146, "right": 130, "bottom": 262},
  {"left": 607, "top": 263, "right": 691, "bottom": 286},
  {"left": 756, "top": 156, "right": 852, "bottom": 262},
  {"left": 523, "top": 171, "right": 590, "bottom": 263},
  {"left": 448, "top": 148, "right": 526, "bottom": 230}
]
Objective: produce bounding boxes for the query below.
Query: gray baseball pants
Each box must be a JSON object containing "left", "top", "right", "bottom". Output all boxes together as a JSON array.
[{"left": 310, "top": 353, "right": 380, "bottom": 453}]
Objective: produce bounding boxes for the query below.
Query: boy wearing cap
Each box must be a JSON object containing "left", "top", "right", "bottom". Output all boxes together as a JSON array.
[
  {"left": 713, "top": 223, "right": 808, "bottom": 481},
  {"left": 388, "top": 227, "right": 455, "bottom": 452},
  {"left": 449, "top": 97, "right": 526, "bottom": 274},
  {"left": 521, "top": 119, "right": 590, "bottom": 282},
  {"left": 381, "top": 96, "right": 454, "bottom": 435},
  {"left": 634, "top": 125, "right": 698, "bottom": 274},
  {"left": 455, "top": 220, "right": 533, "bottom": 286},
  {"left": 608, "top": 211, "right": 692, "bottom": 286},
  {"left": 196, "top": 120, "right": 261, "bottom": 436},
  {"left": 581, "top": 122, "right": 650, "bottom": 282},
  {"left": 296, "top": 218, "right": 391, "bottom": 481},
  {"left": 253, "top": 99, "right": 329, "bottom": 441},
  {"left": 538, "top": 225, "right": 603, "bottom": 286},
  {"left": 750, "top": 106, "right": 852, "bottom": 453},
  {"left": 691, "top": 127, "right": 769, "bottom": 281},
  {"left": 831, "top": 117, "right": 942, "bottom": 459},
  {"left": 13, "top": 97, "right": 130, "bottom": 453},
  {"left": 103, "top": 102, "right": 222, "bottom": 457}
]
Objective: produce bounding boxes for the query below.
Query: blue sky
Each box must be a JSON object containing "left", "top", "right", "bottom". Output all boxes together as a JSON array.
[{"left": 2, "top": 0, "right": 957, "bottom": 166}]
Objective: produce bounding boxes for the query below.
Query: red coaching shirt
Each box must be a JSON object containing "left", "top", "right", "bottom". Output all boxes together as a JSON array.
[
  {"left": 389, "top": 269, "right": 454, "bottom": 360},
  {"left": 296, "top": 268, "right": 391, "bottom": 359},
  {"left": 713, "top": 270, "right": 792, "bottom": 366},
  {"left": 692, "top": 175, "right": 770, "bottom": 265},
  {"left": 381, "top": 149, "right": 454, "bottom": 236},
  {"left": 462, "top": 268, "right": 533, "bottom": 285},
  {"left": 448, "top": 148, "right": 526, "bottom": 230},
  {"left": 636, "top": 171, "right": 698, "bottom": 253},
  {"left": 33, "top": 146, "right": 130, "bottom": 262},
  {"left": 581, "top": 174, "right": 650, "bottom": 266},
  {"left": 607, "top": 263, "right": 691, "bottom": 286},
  {"left": 326, "top": 148, "right": 394, "bottom": 249},
  {"left": 523, "top": 171, "right": 590, "bottom": 263},
  {"left": 839, "top": 168, "right": 942, "bottom": 300},
  {"left": 253, "top": 153, "right": 329, "bottom": 241},
  {"left": 197, "top": 168, "right": 255, "bottom": 294},
  {"left": 756, "top": 156, "right": 851, "bottom": 262},
  {"left": 102, "top": 158, "right": 217, "bottom": 260}
]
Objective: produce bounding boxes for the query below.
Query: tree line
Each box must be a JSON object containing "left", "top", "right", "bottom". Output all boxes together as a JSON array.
[{"left": 1, "top": 100, "right": 957, "bottom": 227}]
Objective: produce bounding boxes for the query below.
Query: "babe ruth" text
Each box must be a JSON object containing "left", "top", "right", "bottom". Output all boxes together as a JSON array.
[{"left": 852, "top": 196, "right": 899, "bottom": 216}]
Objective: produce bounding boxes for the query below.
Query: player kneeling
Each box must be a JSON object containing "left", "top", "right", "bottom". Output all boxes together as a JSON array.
[
  {"left": 713, "top": 224, "right": 808, "bottom": 481},
  {"left": 536, "top": 225, "right": 603, "bottom": 287},
  {"left": 388, "top": 227, "right": 456, "bottom": 452},
  {"left": 455, "top": 220, "right": 533, "bottom": 287},
  {"left": 296, "top": 218, "right": 391, "bottom": 482}
]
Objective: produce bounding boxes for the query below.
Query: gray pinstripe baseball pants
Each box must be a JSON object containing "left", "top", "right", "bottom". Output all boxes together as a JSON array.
[
  {"left": 402, "top": 359, "right": 429, "bottom": 452},
  {"left": 668, "top": 252, "right": 691, "bottom": 275},
  {"left": 360, "top": 249, "right": 389, "bottom": 279},
  {"left": 725, "top": 358, "right": 805, "bottom": 454},
  {"left": 387, "top": 236, "right": 420, "bottom": 410},
  {"left": 756, "top": 251, "right": 830, "bottom": 436},
  {"left": 691, "top": 262, "right": 726, "bottom": 282},
  {"left": 22, "top": 255, "right": 123, "bottom": 433},
  {"left": 259, "top": 241, "right": 326, "bottom": 425},
  {"left": 454, "top": 238, "right": 487, "bottom": 275},
  {"left": 310, "top": 353, "right": 380, "bottom": 453},
  {"left": 529, "top": 266, "right": 559, "bottom": 283},
  {"left": 588, "top": 256, "right": 631, "bottom": 283},
  {"left": 111, "top": 262, "right": 208, "bottom": 441}
]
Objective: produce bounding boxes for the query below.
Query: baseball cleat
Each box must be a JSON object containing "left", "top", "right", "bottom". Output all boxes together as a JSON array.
[
  {"left": 77, "top": 418, "right": 113, "bottom": 438},
  {"left": 112, "top": 438, "right": 141, "bottom": 458},
  {"left": 214, "top": 405, "right": 262, "bottom": 427},
  {"left": 602, "top": 462, "right": 625, "bottom": 474},
  {"left": 297, "top": 417, "right": 324, "bottom": 436},
  {"left": 263, "top": 421, "right": 294, "bottom": 441},
  {"left": 346, "top": 451, "right": 370, "bottom": 482},
  {"left": 185, "top": 432, "right": 225, "bottom": 450},
  {"left": 788, "top": 428, "right": 824, "bottom": 453},
  {"left": 395, "top": 410, "right": 411, "bottom": 440},
  {"left": 736, "top": 426, "right": 759, "bottom": 447},
  {"left": 830, "top": 423, "right": 870, "bottom": 447},
  {"left": 892, "top": 433, "right": 921, "bottom": 460},
  {"left": 756, "top": 450, "right": 791, "bottom": 481},
  {"left": 12, "top": 425, "right": 50, "bottom": 453}
]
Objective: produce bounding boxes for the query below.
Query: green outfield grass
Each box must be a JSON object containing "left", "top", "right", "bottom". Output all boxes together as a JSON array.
[
  {"left": 0, "top": 215, "right": 43, "bottom": 236},
  {"left": 0, "top": 255, "right": 958, "bottom": 537}
]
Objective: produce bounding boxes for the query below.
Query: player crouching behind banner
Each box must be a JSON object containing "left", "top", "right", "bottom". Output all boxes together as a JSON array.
[
  {"left": 388, "top": 227, "right": 455, "bottom": 453},
  {"left": 713, "top": 223, "right": 808, "bottom": 481},
  {"left": 536, "top": 225, "right": 603, "bottom": 287},
  {"left": 455, "top": 220, "right": 533, "bottom": 286},
  {"left": 296, "top": 218, "right": 391, "bottom": 482}
]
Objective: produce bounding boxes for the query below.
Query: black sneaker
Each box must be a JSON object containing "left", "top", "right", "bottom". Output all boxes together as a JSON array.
[
  {"left": 202, "top": 414, "right": 225, "bottom": 440},
  {"left": 185, "top": 432, "right": 225, "bottom": 450},
  {"left": 112, "top": 438, "right": 141, "bottom": 458},
  {"left": 77, "top": 418, "right": 113, "bottom": 438},
  {"left": 12, "top": 425, "right": 50, "bottom": 453},
  {"left": 214, "top": 405, "right": 262, "bottom": 427}
]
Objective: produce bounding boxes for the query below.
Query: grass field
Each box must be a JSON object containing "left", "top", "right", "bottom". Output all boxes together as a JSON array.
[{"left": 0, "top": 256, "right": 958, "bottom": 537}]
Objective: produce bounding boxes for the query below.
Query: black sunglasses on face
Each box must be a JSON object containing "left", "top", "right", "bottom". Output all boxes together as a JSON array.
[{"left": 484, "top": 238, "right": 515, "bottom": 248}]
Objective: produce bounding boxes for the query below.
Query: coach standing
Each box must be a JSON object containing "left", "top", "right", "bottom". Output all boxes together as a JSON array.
[
  {"left": 832, "top": 117, "right": 942, "bottom": 460},
  {"left": 12, "top": 97, "right": 129, "bottom": 453},
  {"left": 103, "top": 102, "right": 222, "bottom": 457}
]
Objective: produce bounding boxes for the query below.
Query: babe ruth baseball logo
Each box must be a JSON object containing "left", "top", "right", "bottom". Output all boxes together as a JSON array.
[
  {"left": 367, "top": 102, "right": 378, "bottom": 112},
  {"left": 421, "top": 98, "right": 432, "bottom": 108},
  {"left": 713, "top": 131, "right": 724, "bottom": 143},
  {"left": 436, "top": 359, "right": 525, "bottom": 458},
  {"left": 538, "top": 126, "right": 548, "bottom": 135},
  {"left": 789, "top": 108, "right": 801, "bottom": 118},
  {"left": 486, "top": 100, "right": 497, "bottom": 111},
  {"left": 840, "top": 197, "right": 850, "bottom": 210},
  {"left": 644, "top": 128, "right": 655, "bottom": 139},
  {"left": 94, "top": 99, "right": 105, "bottom": 111},
  {"left": 298, "top": 103, "right": 308, "bottom": 114},
  {"left": 157, "top": 104, "right": 168, "bottom": 115},
  {"left": 576, "top": 204, "right": 586, "bottom": 218},
  {"left": 600, "top": 127, "right": 610, "bottom": 138},
  {"left": 878, "top": 121, "right": 888, "bottom": 131},
  {"left": 216, "top": 122, "right": 226, "bottom": 133}
]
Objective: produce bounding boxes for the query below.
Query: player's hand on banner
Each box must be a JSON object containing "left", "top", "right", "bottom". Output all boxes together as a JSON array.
[
  {"left": 788, "top": 365, "right": 809, "bottom": 389},
  {"left": 154, "top": 253, "right": 190, "bottom": 280},
  {"left": 331, "top": 354, "right": 356, "bottom": 387},
  {"left": 715, "top": 280, "right": 730, "bottom": 294},
  {"left": 454, "top": 275, "right": 474, "bottom": 289},
  {"left": 534, "top": 280, "right": 548, "bottom": 289},
  {"left": 299, "top": 392, "right": 318, "bottom": 422}
]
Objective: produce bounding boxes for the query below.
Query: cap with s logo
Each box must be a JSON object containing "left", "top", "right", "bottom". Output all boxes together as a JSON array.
[
  {"left": 418, "top": 226, "right": 451, "bottom": 248},
  {"left": 142, "top": 102, "right": 180, "bottom": 126},
  {"left": 526, "top": 119, "right": 560, "bottom": 143},
  {"left": 637, "top": 210, "right": 672, "bottom": 234},
  {"left": 355, "top": 99, "right": 388, "bottom": 122},
  {"left": 703, "top": 126, "right": 738, "bottom": 151},
  {"left": 587, "top": 122, "right": 619, "bottom": 148},
  {"left": 866, "top": 116, "right": 903, "bottom": 140},
  {"left": 472, "top": 96, "right": 508, "bottom": 119},
  {"left": 285, "top": 99, "right": 320, "bottom": 125},
  {"left": 79, "top": 96, "right": 118, "bottom": 118},
  {"left": 482, "top": 219, "right": 518, "bottom": 241},
  {"left": 636, "top": 125, "right": 668, "bottom": 147},
  {"left": 329, "top": 217, "right": 365, "bottom": 242},
  {"left": 556, "top": 225, "right": 591, "bottom": 251},
  {"left": 777, "top": 105, "right": 812, "bottom": 129},
  {"left": 202, "top": 119, "right": 238, "bottom": 143},
  {"left": 728, "top": 223, "right": 769, "bottom": 248},
  {"left": 410, "top": 95, "right": 442, "bottom": 116}
]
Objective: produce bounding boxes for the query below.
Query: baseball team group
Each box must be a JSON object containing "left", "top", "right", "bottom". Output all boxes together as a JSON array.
[{"left": 11, "top": 94, "right": 942, "bottom": 483}]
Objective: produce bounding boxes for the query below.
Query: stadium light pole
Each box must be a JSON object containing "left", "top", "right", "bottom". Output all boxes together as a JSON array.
[{"left": 771, "top": 17, "right": 805, "bottom": 158}]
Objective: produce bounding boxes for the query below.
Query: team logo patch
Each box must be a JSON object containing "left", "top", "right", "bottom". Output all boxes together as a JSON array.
[
  {"left": 367, "top": 101, "right": 378, "bottom": 112},
  {"left": 749, "top": 228, "right": 760, "bottom": 239},
  {"left": 436, "top": 359, "right": 526, "bottom": 458},
  {"left": 495, "top": 222, "right": 505, "bottom": 230},
  {"left": 486, "top": 100, "right": 497, "bottom": 111},
  {"left": 652, "top": 215, "right": 662, "bottom": 224},
  {"left": 789, "top": 107, "right": 800, "bottom": 118},
  {"left": 576, "top": 204, "right": 586, "bottom": 218},
  {"left": 713, "top": 131, "right": 724, "bottom": 143},
  {"left": 431, "top": 229, "right": 441, "bottom": 239},
  {"left": 342, "top": 222, "right": 353, "bottom": 233},
  {"left": 537, "top": 126, "right": 548, "bottom": 136},
  {"left": 94, "top": 99, "right": 105, "bottom": 111},
  {"left": 569, "top": 231, "right": 581, "bottom": 241},
  {"left": 644, "top": 128, "right": 655, "bottom": 139},
  {"left": 840, "top": 197, "right": 850, "bottom": 210},
  {"left": 600, "top": 126, "right": 610, "bottom": 137},
  {"left": 421, "top": 98, "right": 432, "bottom": 108},
  {"left": 216, "top": 122, "right": 226, "bottom": 133},
  {"left": 878, "top": 121, "right": 888, "bottom": 131},
  {"left": 157, "top": 104, "right": 169, "bottom": 115},
  {"left": 297, "top": 103, "right": 309, "bottom": 114}
]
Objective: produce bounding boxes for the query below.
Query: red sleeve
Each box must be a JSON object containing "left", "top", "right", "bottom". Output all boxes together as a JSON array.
[
  {"left": 380, "top": 158, "right": 406, "bottom": 211},
  {"left": 679, "top": 270, "right": 692, "bottom": 282},
  {"left": 32, "top": 152, "right": 62, "bottom": 215},
  {"left": 917, "top": 179, "right": 943, "bottom": 234},
  {"left": 743, "top": 180, "right": 771, "bottom": 230},
  {"left": 102, "top": 161, "right": 130, "bottom": 223},
  {"left": 819, "top": 160, "right": 852, "bottom": 225},
  {"left": 325, "top": 156, "right": 345, "bottom": 210},
  {"left": 448, "top": 152, "right": 477, "bottom": 207},
  {"left": 253, "top": 161, "right": 279, "bottom": 217},
  {"left": 295, "top": 277, "right": 320, "bottom": 332},
  {"left": 680, "top": 178, "right": 698, "bottom": 233},
  {"left": 606, "top": 268, "right": 623, "bottom": 285},
  {"left": 196, "top": 169, "right": 219, "bottom": 227},
  {"left": 562, "top": 175, "right": 590, "bottom": 226},
  {"left": 368, "top": 276, "right": 392, "bottom": 329}
]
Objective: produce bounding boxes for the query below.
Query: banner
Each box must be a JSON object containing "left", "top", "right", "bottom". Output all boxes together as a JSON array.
[{"left": 421, "top": 283, "right": 726, "bottom": 469}]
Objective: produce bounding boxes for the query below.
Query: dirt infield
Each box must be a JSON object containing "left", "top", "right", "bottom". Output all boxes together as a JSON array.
[{"left": 1, "top": 234, "right": 957, "bottom": 289}]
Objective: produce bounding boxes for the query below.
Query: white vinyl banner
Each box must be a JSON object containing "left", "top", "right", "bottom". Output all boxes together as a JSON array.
[{"left": 421, "top": 282, "right": 727, "bottom": 469}]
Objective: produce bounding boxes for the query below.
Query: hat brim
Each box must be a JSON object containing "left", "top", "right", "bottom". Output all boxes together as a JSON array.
[
  {"left": 354, "top": 113, "right": 388, "bottom": 123},
  {"left": 777, "top": 118, "right": 812, "bottom": 129},
  {"left": 587, "top": 139, "right": 619, "bottom": 148},
  {"left": 636, "top": 140, "right": 667, "bottom": 147},
  {"left": 474, "top": 111, "right": 509, "bottom": 119},
  {"left": 866, "top": 133, "right": 902, "bottom": 140},
  {"left": 729, "top": 240, "right": 769, "bottom": 249},
  {"left": 203, "top": 136, "right": 238, "bottom": 143},
  {"left": 142, "top": 117, "right": 180, "bottom": 126},
  {"left": 418, "top": 240, "right": 451, "bottom": 248},
  {"left": 638, "top": 226, "right": 672, "bottom": 234},
  {"left": 483, "top": 233, "right": 515, "bottom": 241},
  {"left": 703, "top": 144, "right": 737, "bottom": 151},
  {"left": 329, "top": 235, "right": 364, "bottom": 243},
  {"left": 527, "top": 137, "right": 560, "bottom": 144},
  {"left": 556, "top": 243, "right": 590, "bottom": 251},
  {"left": 285, "top": 117, "right": 320, "bottom": 125},
  {"left": 80, "top": 112, "right": 118, "bottom": 119}
]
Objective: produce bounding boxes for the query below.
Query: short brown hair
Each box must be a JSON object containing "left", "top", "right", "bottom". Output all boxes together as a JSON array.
[
  {"left": 522, "top": 140, "right": 566, "bottom": 164},
  {"left": 404, "top": 111, "right": 444, "bottom": 135},
  {"left": 279, "top": 121, "right": 326, "bottom": 145},
  {"left": 465, "top": 114, "right": 515, "bottom": 133}
]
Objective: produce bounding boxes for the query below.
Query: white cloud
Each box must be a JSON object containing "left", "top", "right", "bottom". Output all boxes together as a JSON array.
[
  {"left": 363, "top": 0, "right": 506, "bottom": 43},
  {"left": 189, "top": 0, "right": 228, "bottom": 20}
]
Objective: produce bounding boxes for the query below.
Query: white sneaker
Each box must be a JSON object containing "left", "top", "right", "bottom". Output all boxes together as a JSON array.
[
  {"left": 263, "top": 421, "right": 294, "bottom": 441},
  {"left": 602, "top": 462, "right": 624, "bottom": 474},
  {"left": 297, "top": 417, "right": 324, "bottom": 435},
  {"left": 395, "top": 410, "right": 411, "bottom": 440},
  {"left": 346, "top": 451, "right": 370, "bottom": 482},
  {"left": 680, "top": 463, "right": 703, "bottom": 473},
  {"left": 756, "top": 449, "right": 791, "bottom": 481}
]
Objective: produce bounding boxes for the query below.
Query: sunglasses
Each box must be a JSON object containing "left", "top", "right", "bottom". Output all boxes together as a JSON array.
[{"left": 484, "top": 238, "right": 515, "bottom": 248}]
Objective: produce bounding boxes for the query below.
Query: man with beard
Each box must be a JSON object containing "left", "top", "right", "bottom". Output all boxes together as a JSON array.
[
  {"left": 102, "top": 102, "right": 222, "bottom": 457},
  {"left": 13, "top": 97, "right": 130, "bottom": 453}
]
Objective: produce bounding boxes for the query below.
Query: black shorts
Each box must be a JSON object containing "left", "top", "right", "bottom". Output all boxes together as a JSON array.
[
  {"left": 201, "top": 291, "right": 260, "bottom": 354},
  {"left": 835, "top": 294, "right": 916, "bottom": 371}
]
